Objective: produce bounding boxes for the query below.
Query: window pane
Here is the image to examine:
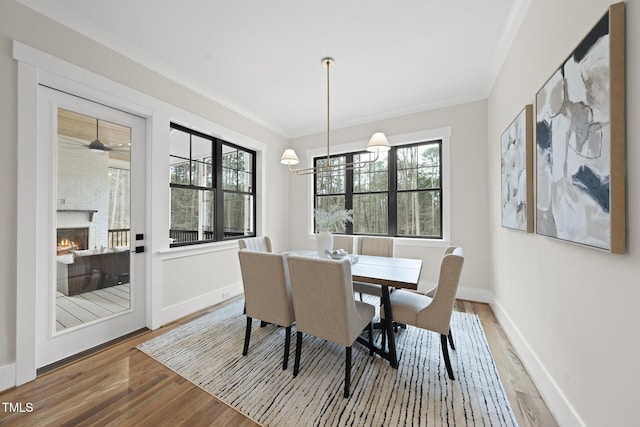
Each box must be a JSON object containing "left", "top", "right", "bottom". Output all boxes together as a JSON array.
[
  {"left": 353, "top": 193, "right": 388, "bottom": 234},
  {"left": 224, "top": 193, "right": 254, "bottom": 238},
  {"left": 169, "top": 127, "right": 190, "bottom": 158},
  {"left": 316, "top": 156, "right": 346, "bottom": 194},
  {"left": 192, "top": 135, "right": 212, "bottom": 163},
  {"left": 315, "top": 195, "right": 346, "bottom": 232},
  {"left": 354, "top": 152, "right": 388, "bottom": 192},
  {"left": 170, "top": 187, "right": 214, "bottom": 244},
  {"left": 223, "top": 166, "right": 237, "bottom": 190},
  {"left": 397, "top": 143, "right": 440, "bottom": 190},
  {"left": 169, "top": 160, "right": 190, "bottom": 185},
  {"left": 397, "top": 191, "right": 441, "bottom": 237},
  {"left": 223, "top": 146, "right": 253, "bottom": 191}
]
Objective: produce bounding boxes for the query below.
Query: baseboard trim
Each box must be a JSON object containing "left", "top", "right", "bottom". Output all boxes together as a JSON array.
[
  {"left": 0, "top": 363, "right": 16, "bottom": 392},
  {"left": 160, "top": 283, "right": 244, "bottom": 326},
  {"left": 456, "top": 286, "right": 492, "bottom": 303},
  {"left": 490, "top": 298, "right": 586, "bottom": 427}
]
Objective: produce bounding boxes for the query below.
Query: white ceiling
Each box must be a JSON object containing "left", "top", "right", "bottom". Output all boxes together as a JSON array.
[{"left": 19, "top": 0, "right": 529, "bottom": 138}]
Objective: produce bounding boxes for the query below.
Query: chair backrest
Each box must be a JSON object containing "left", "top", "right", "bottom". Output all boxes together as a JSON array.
[
  {"left": 417, "top": 247, "right": 464, "bottom": 334},
  {"left": 332, "top": 235, "right": 355, "bottom": 253},
  {"left": 238, "top": 236, "right": 272, "bottom": 252},
  {"left": 425, "top": 246, "right": 459, "bottom": 297},
  {"left": 238, "top": 250, "right": 294, "bottom": 327},
  {"left": 357, "top": 236, "right": 393, "bottom": 257},
  {"left": 287, "top": 256, "right": 362, "bottom": 347},
  {"left": 443, "top": 246, "right": 457, "bottom": 256}
]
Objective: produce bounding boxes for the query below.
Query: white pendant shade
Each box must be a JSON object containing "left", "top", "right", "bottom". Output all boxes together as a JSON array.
[
  {"left": 366, "top": 132, "right": 391, "bottom": 153},
  {"left": 280, "top": 148, "right": 300, "bottom": 165}
]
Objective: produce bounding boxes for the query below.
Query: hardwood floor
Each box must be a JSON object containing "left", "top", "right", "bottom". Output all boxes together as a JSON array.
[{"left": 0, "top": 299, "right": 557, "bottom": 426}]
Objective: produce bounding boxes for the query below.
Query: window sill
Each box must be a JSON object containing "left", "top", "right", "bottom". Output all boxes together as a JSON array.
[
  {"left": 305, "top": 234, "right": 452, "bottom": 248},
  {"left": 157, "top": 239, "right": 239, "bottom": 260}
]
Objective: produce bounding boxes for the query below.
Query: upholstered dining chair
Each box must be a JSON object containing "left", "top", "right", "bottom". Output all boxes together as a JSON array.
[
  {"left": 332, "top": 235, "right": 356, "bottom": 254},
  {"left": 238, "top": 249, "right": 295, "bottom": 370},
  {"left": 287, "top": 255, "right": 375, "bottom": 398},
  {"left": 238, "top": 235, "right": 272, "bottom": 252},
  {"left": 424, "top": 246, "right": 458, "bottom": 349},
  {"left": 238, "top": 236, "right": 272, "bottom": 316},
  {"left": 353, "top": 236, "right": 394, "bottom": 299},
  {"left": 383, "top": 247, "right": 464, "bottom": 380}
]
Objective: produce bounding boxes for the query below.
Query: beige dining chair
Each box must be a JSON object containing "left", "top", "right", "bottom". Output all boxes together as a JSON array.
[
  {"left": 424, "top": 246, "right": 458, "bottom": 349},
  {"left": 383, "top": 247, "right": 464, "bottom": 380},
  {"left": 238, "top": 249, "right": 295, "bottom": 370},
  {"left": 332, "top": 235, "right": 355, "bottom": 254},
  {"left": 238, "top": 235, "right": 272, "bottom": 252},
  {"left": 238, "top": 236, "right": 272, "bottom": 316},
  {"left": 287, "top": 255, "right": 375, "bottom": 398},
  {"left": 353, "top": 236, "right": 394, "bottom": 299}
]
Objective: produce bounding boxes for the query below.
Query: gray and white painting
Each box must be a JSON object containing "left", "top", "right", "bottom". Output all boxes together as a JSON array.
[
  {"left": 536, "top": 12, "right": 611, "bottom": 250},
  {"left": 501, "top": 107, "right": 530, "bottom": 231}
]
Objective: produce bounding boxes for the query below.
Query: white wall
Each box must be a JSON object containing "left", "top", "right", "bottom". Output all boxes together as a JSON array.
[
  {"left": 488, "top": 1, "right": 640, "bottom": 426},
  {"left": 0, "top": 0, "right": 291, "bottom": 387},
  {"left": 288, "top": 100, "right": 491, "bottom": 299}
]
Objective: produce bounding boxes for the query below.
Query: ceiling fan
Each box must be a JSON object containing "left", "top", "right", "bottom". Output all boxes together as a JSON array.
[{"left": 86, "top": 119, "right": 112, "bottom": 152}]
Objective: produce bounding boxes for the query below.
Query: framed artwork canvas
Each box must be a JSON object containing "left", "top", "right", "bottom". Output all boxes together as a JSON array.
[
  {"left": 501, "top": 105, "right": 533, "bottom": 232},
  {"left": 535, "top": 2, "right": 625, "bottom": 253}
]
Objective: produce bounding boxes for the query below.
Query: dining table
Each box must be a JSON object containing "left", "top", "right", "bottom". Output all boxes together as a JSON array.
[{"left": 286, "top": 250, "right": 423, "bottom": 369}]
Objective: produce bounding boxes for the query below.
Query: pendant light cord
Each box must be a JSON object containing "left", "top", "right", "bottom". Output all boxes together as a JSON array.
[{"left": 326, "top": 59, "right": 331, "bottom": 165}]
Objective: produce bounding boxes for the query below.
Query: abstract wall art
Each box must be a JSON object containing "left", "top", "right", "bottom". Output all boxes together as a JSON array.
[
  {"left": 535, "top": 2, "right": 625, "bottom": 253},
  {"left": 501, "top": 105, "right": 533, "bottom": 232}
]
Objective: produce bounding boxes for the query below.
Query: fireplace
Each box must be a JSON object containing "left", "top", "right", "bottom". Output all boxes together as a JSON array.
[{"left": 57, "top": 227, "right": 89, "bottom": 255}]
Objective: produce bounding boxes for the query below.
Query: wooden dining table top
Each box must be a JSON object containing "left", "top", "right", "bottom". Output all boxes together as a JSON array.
[
  {"left": 350, "top": 254, "right": 422, "bottom": 290},
  {"left": 285, "top": 250, "right": 422, "bottom": 291}
]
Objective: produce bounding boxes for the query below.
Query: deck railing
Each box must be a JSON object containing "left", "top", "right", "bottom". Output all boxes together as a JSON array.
[{"left": 108, "top": 229, "right": 130, "bottom": 249}]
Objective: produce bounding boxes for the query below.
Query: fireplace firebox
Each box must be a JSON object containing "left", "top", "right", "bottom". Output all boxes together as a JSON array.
[{"left": 57, "top": 227, "right": 89, "bottom": 255}]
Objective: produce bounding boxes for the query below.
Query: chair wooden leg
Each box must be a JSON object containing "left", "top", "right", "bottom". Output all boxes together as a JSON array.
[
  {"left": 242, "top": 317, "right": 252, "bottom": 356},
  {"left": 368, "top": 322, "right": 374, "bottom": 356},
  {"left": 293, "top": 331, "right": 303, "bottom": 377},
  {"left": 448, "top": 330, "right": 455, "bottom": 351},
  {"left": 283, "top": 326, "right": 291, "bottom": 370},
  {"left": 440, "top": 334, "right": 455, "bottom": 380},
  {"left": 344, "top": 346, "right": 352, "bottom": 398}
]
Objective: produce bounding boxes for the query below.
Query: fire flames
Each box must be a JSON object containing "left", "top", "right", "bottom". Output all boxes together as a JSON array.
[{"left": 57, "top": 238, "right": 79, "bottom": 255}]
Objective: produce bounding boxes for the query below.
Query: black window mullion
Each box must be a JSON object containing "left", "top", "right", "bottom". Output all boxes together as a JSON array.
[
  {"left": 345, "top": 153, "right": 354, "bottom": 234},
  {"left": 214, "top": 139, "right": 224, "bottom": 241},
  {"left": 388, "top": 147, "right": 398, "bottom": 236}
]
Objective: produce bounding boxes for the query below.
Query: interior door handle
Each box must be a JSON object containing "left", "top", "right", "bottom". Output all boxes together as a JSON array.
[{"left": 135, "top": 246, "right": 145, "bottom": 253}]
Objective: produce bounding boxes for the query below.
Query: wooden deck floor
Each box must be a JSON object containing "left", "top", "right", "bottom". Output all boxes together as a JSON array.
[
  {"left": 56, "top": 284, "right": 131, "bottom": 331},
  {"left": 0, "top": 299, "right": 558, "bottom": 426}
]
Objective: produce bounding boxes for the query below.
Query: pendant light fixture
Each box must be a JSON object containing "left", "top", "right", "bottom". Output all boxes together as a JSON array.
[{"left": 281, "top": 57, "right": 391, "bottom": 175}]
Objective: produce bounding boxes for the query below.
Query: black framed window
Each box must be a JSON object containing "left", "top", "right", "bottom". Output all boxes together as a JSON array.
[
  {"left": 169, "top": 123, "right": 256, "bottom": 246},
  {"left": 222, "top": 143, "right": 255, "bottom": 238},
  {"left": 313, "top": 140, "right": 442, "bottom": 238}
]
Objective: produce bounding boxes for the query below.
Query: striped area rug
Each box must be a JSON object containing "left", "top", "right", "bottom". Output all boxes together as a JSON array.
[{"left": 138, "top": 300, "right": 518, "bottom": 426}]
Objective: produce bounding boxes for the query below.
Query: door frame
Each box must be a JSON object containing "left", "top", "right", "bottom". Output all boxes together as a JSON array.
[{"left": 15, "top": 42, "right": 155, "bottom": 385}]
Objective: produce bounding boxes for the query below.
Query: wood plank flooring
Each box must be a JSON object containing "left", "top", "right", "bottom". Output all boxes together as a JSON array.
[
  {"left": 56, "top": 284, "right": 131, "bottom": 331},
  {"left": 0, "top": 299, "right": 557, "bottom": 426}
]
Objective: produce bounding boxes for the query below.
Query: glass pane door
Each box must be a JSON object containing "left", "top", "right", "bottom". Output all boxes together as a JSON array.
[{"left": 55, "top": 109, "right": 132, "bottom": 331}]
